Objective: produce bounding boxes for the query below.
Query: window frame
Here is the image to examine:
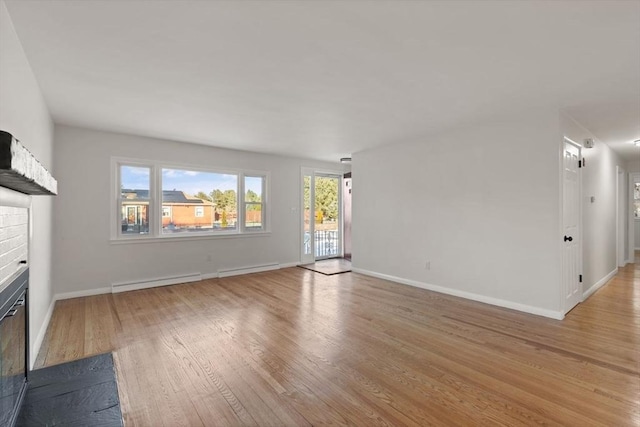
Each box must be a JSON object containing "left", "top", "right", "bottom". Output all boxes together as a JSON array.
[
  {"left": 111, "top": 157, "right": 270, "bottom": 242},
  {"left": 116, "top": 161, "right": 154, "bottom": 239},
  {"left": 242, "top": 174, "right": 267, "bottom": 232}
]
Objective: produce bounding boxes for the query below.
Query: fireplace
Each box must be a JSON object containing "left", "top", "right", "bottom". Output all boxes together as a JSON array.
[
  {"left": 0, "top": 130, "right": 55, "bottom": 426},
  {"left": 0, "top": 268, "right": 28, "bottom": 427}
]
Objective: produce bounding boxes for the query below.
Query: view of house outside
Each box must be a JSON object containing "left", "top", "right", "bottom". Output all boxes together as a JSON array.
[{"left": 119, "top": 166, "right": 264, "bottom": 234}]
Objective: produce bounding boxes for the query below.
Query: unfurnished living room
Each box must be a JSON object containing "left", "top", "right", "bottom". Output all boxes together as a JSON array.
[{"left": 1, "top": 1, "right": 639, "bottom": 426}]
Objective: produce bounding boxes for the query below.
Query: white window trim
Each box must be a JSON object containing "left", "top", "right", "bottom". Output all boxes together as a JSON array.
[
  {"left": 242, "top": 175, "right": 267, "bottom": 232},
  {"left": 110, "top": 157, "right": 270, "bottom": 242},
  {"left": 113, "top": 159, "right": 154, "bottom": 239}
]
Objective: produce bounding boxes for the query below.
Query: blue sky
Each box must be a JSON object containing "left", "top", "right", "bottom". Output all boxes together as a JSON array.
[{"left": 121, "top": 166, "right": 262, "bottom": 196}]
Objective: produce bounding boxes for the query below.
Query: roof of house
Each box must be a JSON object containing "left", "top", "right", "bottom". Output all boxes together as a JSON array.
[{"left": 122, "top": 189, "right": 213, "bottom": 205}]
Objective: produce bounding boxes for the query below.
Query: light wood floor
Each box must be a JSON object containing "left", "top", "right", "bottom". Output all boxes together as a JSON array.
[{"left": 36, "top": 255, "right": 640, "bottom": 426}]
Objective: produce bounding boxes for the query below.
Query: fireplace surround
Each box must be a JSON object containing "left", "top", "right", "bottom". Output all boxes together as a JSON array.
[{"left": 0, "top": 268, "right": 28, "bottom": 427}]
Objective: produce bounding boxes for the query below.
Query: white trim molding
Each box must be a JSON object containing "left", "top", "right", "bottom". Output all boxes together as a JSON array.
[
  {"left": 353, "top": 268, "right": 565, "bottom": 320},
  {"left": 218, "top": 263, "right": 280, "bottom": 278},
  {"left": 56, "top": 287, "right": 112, "bottom": 300},
  {"left": 31, "top": 296, "right": 56, "bottom": 370},
  {"left": 279, "top": 262, "right": 300, "bottom": 269},
  {"left": 112, "top": 272, "right": 202, "bottom": 293},
  {"left": 582, "top": 268, "right": 617, "bottom": 301}
]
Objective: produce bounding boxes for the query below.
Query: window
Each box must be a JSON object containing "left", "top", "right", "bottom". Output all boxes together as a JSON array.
[
  {"left": 114, "top": 160, "right": 268, "bottom": 239},
  {"left": 244, "top": 175, "right": 265, "bottom": 230},
  {"left": 161, "top": 168, "right": 237, "bottom": 234},
  {"left": 119, "top": 165, "right": 151, "bottom": 235}
]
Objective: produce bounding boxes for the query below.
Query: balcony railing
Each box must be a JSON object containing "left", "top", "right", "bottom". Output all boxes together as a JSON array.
[{"left": 305, "top": 230, "right": 339, "bottom": 258}]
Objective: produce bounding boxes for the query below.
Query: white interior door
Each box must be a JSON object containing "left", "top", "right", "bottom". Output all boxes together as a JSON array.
[
  {"left": 617, "top": 167, "right": 627, "bottom": 267},
  {"left": 562, "top": 138, "right": 582, "bottom": 313}
]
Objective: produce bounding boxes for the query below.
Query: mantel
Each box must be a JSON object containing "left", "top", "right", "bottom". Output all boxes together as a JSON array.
[{"left": 0, "top": 130, "right": 57, "bottom": 195}]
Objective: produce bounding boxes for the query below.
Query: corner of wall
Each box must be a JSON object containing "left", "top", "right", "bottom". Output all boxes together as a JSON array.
[{"left": 1, "top": 2, "right": 56, "bottom": 368}]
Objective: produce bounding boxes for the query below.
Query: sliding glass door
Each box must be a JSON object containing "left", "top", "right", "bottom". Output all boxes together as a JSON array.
[{"left": 301, "top": 168, "right": 342, "bottom": 263}]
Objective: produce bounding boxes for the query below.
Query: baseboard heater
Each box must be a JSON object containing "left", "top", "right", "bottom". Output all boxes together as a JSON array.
[
  {"left": 111, "top": 272, "right": 202, "bottom": 293},
  {"left": 218, "top": 263, "right": 280, "bottom": 278}
]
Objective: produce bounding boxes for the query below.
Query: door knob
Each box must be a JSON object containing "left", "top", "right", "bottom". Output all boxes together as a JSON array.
[{"left": 564, "top": 235, "right": 573, "bottom": 242}]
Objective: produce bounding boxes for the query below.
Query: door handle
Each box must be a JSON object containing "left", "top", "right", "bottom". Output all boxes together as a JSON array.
[{"left": 564, "top": 235, "right": 573, "bottom": 242}]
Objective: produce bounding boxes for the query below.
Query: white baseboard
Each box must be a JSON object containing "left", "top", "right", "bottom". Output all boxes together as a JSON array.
[
  {"left": 582, "top": 268, "right": 617, "bottom": 301},
  {"left": 352, "top": 268, "right": 565, "bottom": 320},
  {"left": 218, "top": 263, "right": 280, "bottom": 278},
  {"left": 112, "top": 272, "right": 202, "bottom": 293},
  {"left": 279, "top": 261, "right": 299, "bottom": 269},
  {"left": 204, "top": 262, "right": 297, "bottom": 279},
  {"left": 31, "top": 296, "right": 56, "bottom": 370},
  {"left": 56, "top": 286, "right": 111, "bottom": 300}
]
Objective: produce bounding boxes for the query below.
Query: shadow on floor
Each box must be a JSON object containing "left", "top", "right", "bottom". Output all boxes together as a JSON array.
[{"left": 299, "top": 258, "right": 352, "bottom": 275}]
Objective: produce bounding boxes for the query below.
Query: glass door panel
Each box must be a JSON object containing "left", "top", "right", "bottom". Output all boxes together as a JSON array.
[
  {"left": 301, "top": 169, "right": 342, "bottom": 262},
  {"left": 303, "top": 174, "right": 313, "bottom": 259},
  {"left": 314, "top": 175, "right": 340, "bottom": 259}
]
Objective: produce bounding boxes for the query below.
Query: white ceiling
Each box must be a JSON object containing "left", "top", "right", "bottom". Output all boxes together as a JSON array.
[{"left": 4, "top": 0, "right": 640, "bottom": 163}]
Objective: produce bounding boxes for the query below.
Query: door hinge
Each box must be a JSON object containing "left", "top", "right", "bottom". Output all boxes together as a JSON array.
[
  {"left": 578, "top": 160, "right": 582, "bottom": 168},
  {"left": 579, "top": 274, "right": 582, "bottom": 283}
]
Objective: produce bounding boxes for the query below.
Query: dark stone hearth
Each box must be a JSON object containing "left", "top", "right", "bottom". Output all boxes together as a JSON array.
[{"left": 17, "top": 353, "right": 123, "bottom": 427}]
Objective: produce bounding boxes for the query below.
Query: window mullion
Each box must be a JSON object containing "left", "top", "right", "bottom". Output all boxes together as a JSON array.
[
  {"left": 153, "top": 164, "right": 161, "bottom": 237},
  {"left": 239, "top": 173, "right": 245, "bottom": 233}
]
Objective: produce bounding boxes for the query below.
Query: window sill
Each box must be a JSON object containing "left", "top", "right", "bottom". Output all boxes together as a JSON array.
[{"left": 110, "top": 231, "right": 271, "bottom": 245}]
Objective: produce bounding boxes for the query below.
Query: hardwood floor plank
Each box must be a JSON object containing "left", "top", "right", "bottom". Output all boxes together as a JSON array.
[{"left": 35, "top": 254, "right": 640, "bottom": 426}]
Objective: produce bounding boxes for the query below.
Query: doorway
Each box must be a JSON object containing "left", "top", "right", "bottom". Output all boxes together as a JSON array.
[
  {"left": 630, "top": 173, "right": 640, "bottom": 261},
  {"left": 562, "top": 138, "right": 582, "bottom": 314},
  {"left": 301, "top": 168, "right": 343, "bottom": 264},
  {"left": 343, "top": 172, "right": 352, "bottom": 261},
  {"left": 617, "top": 166, "right": 627, "bottom": 267}
]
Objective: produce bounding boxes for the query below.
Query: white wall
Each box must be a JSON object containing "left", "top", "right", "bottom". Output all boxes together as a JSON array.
[
  {"left": 53, "top": 125, "right": 345, "bottom": 295},
  {"left": 0, "top": 1, "right": 55, "bottom": 367},
  {"left": 352, "top": 109, "right": 563, "bottom": 318},
  {"left": 0, "top": 206, "right": 28, "bottom": 286},
  {"left": 560, "top": 113, "right": 625, "bottom": 294}
]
